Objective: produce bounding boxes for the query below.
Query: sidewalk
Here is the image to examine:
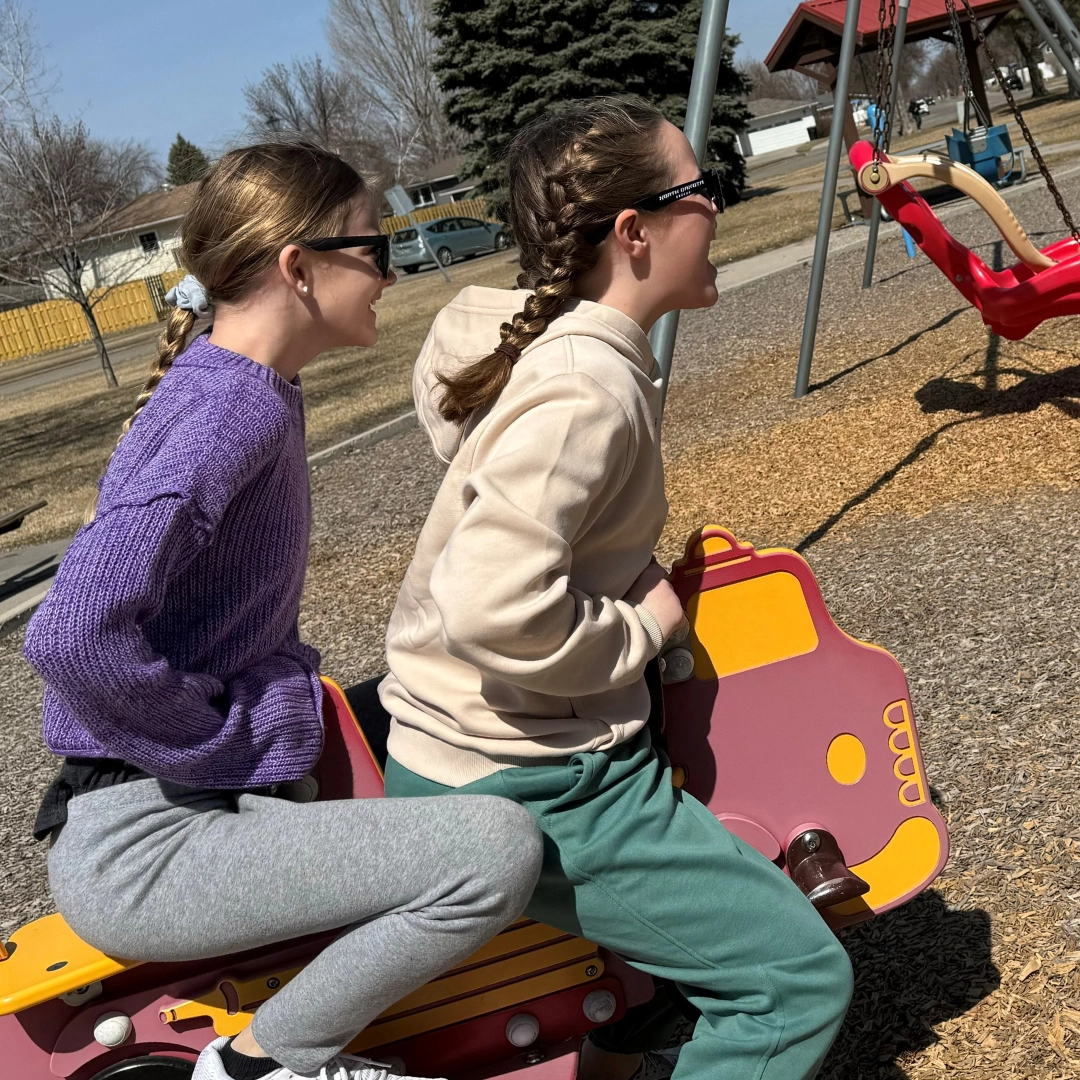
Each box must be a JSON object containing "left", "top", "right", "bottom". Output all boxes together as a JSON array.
[
  {"left": 0, "top": 540, "right": 69, "bottom": 632},
  {"left": 0, "top": 322, "right": 163, "bottom": 383}
]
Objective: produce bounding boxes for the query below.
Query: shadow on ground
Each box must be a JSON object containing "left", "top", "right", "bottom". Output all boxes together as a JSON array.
[
  {"left": 799, "top": 272, "right": 1080, "bottom": 552},
  {"left": 823, "top": 891, "right": 1000, "bottom": 1079}
]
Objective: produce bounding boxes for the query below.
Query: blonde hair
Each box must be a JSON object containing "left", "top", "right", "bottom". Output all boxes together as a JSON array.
[
  {"left": 86, "top": 140, "right": 365, "bottom": 521},
  {"left": 436, "top": 97, "right": 673, "bottom": 424}
]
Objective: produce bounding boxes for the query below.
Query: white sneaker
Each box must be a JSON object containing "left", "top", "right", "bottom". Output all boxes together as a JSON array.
[{"left": 193, "top": 1036, "right": 448, "bottom": 1080}]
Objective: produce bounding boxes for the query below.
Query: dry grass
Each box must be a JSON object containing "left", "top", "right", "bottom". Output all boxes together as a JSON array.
[{"left": 0, "top": 253, "right": 521, "bottom": 554}]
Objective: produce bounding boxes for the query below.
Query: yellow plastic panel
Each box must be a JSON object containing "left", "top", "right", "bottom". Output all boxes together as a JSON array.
[
  {"left": 827, "top": 734, "right": 867, "bottom": 785},
  {"left": 688, "top": 571, "right": 819, "bottom": 680},
  {"left": 0, "top": 914, "right": 139, "bottom": 1016},
  {"left": 828, "top": 816, "right": 942, "bottom": 916},
  {"left": 349, "top": 958, "right": 604, "bottom": 1052}
]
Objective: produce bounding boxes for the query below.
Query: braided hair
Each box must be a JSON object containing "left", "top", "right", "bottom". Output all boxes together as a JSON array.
[
  {"left": 85, "top": 140, "right": 365, "bottom": 521},
  {"left": 436, "top": 97, "right": 673, "bottom": 424}
]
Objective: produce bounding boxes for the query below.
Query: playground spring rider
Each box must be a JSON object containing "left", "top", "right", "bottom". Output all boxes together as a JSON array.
[
  {"left": 0, "top": 524, "right": 949, "bottom": 1080},
  {"left": 853, "top": 0, "right": 1080, "bottom": 340}
]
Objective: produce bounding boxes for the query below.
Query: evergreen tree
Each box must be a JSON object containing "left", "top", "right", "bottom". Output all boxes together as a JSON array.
[
  {"left": 431, "top": 0, "right": 751, "bottom": 200},
  {"left": 167, "top": 133, "right": 210, "bottom": 186}
]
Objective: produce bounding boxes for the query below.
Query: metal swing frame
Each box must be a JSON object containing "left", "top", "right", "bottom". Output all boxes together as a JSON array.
[{"left": 793, "top": 0, "right": 1080, "bottom": 398}]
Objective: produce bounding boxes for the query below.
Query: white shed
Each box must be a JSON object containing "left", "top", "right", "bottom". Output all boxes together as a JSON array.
[{"left": 738, "top": 100, "right": 820, "bottom": 158}]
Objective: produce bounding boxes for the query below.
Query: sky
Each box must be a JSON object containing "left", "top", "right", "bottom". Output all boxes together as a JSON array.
[{"left": 31, "top": 0, "right": 802, "bottom": 164}]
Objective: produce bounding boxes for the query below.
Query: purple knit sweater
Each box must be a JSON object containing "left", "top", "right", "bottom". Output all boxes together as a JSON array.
[{"left": 24, "top": 334, "right": 323, "bottom": 788}]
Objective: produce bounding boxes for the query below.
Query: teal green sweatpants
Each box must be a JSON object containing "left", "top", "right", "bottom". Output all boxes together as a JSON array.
[{"left": 385, "top": 732, "right": 852, "bottom": 1080}]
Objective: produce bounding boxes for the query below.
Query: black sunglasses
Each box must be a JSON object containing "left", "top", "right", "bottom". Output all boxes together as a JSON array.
[
  {"left": 585, "top": 169, "right": 726, "bottom": 246},
  {"left": 298, "top": 234, "right": 391, "bottom": 278}
]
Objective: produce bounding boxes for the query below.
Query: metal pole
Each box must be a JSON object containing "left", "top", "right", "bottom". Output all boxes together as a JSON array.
[
  {"left": 1016, "top": 0, "right": 1080, "bottom": 94},
  {"left": 1038, "top": 0, "right": 1080, "bottom": 63},
  {"left": 649, "top": 0, "right": 731, "bottom": 405},
  {"left": 795, "top": 0, "right": 862, "bottom": 398},
  {"left": 862, "top": 0, "right": 910, "bottom": 288}
]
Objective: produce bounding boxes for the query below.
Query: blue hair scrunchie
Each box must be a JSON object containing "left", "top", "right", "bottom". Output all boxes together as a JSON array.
[{"left": 164, "top": 274, "right": 212, "bottom": 319}]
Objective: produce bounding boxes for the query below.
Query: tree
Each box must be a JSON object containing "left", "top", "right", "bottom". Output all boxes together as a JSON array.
[
  {"left": 167, "top": 133, "right": 209, "bottom": 186},
  {"left": 243, "top": 54, "right": 392, "bottom": 178},
  {"left": 736, "top": 59, "right": 817, "bottom": 103},
  {"left": 0, "top": 117, "right": 159, "bottom": 386},
  {"left": 0, "top": 0, "right": 51, "bottom": 125},
  {"left": 327, "top": 0, "right": 458, "bottom": 180},
  {"left": 991, "top": 12, "right": 1050, "bottom": 98},
  {"left": 430, "top": 0, "right": 752, "bottom": 201},
  {"left": 0, "top": 2, "right": 159, "bottom": 386}
]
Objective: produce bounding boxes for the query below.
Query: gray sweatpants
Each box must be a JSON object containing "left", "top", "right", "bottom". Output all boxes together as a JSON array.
[{"left": 48, "top": 778, "right": 542, "bottom": 1076}]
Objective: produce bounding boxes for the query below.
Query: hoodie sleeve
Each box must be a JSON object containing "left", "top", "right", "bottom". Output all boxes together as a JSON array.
[{"left": 428, "top": 369, "right": 660, "bottom": 697}]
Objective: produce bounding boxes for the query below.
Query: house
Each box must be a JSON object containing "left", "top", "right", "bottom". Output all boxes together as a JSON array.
[
  {"left": 402, "top": 156, "right": 479, "bottom": 209},
  {"left": 44, "top": 182, "right": 197, "bottom": 296},
  {"left": 738, "top": 99, "right": 821, "bottom": 157}
]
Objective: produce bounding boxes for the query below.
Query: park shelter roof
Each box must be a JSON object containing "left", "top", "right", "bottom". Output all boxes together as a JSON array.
[{"left": 766, "top": 0, "right": 1017, "bottom": 71}]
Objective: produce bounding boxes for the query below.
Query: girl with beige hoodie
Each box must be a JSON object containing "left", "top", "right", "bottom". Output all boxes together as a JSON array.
[{"left": 380, "top": 97, "right": 853, "bottom": 1080}]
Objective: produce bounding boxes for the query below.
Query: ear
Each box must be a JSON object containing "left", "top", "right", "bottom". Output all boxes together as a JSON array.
[
  {"left": 278, "top": 244, "right": 310, "bottom": 297},
  {"left": 611, "top": 208, "right": 650, "bottom": 260}
]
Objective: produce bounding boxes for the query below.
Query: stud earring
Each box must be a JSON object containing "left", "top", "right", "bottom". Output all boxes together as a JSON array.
[{"left": 302, "top": 285, "right": 309, "bottom": 293}]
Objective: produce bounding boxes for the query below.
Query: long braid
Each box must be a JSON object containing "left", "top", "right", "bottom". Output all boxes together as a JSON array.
[
  {"left": 438, "top": 184, "right": 599, "bottom": 424},
  {"left": 83, "top": 305, "right": 199, "bottom": 524},
  {"left": 436, "top": 97, "right": 672, "bottom": 425}
]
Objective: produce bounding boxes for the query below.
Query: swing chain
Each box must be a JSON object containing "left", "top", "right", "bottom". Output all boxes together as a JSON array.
[
  {"left": 945, "top": 0, "right": 984, "bottom": 126},
  {"left": 873, "top": 0, "right": 899, "bottom": 163},
  {"left": 956, "top": 0, "right": 1080, "bottom": 242}
]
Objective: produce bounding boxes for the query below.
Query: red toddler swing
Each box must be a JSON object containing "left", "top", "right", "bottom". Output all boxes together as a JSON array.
[
  {"left": 853, "top": 0, "right": 1080, "bottom": 340},
  {"left": 850, "top": 138, "right": 1080, "bottom": 340}
]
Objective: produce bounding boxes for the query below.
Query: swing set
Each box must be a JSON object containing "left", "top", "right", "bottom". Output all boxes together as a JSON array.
[
  {"left": 788, "top": 0, "right": 1080, "bottom": 392},
  {"left": 854, "top": 0, "right": 1080, "bottom": 340}
]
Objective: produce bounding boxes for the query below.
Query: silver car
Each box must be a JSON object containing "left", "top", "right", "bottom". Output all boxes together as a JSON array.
[{"left": 390, "top": 215, "right": 512, "bottom": 274}]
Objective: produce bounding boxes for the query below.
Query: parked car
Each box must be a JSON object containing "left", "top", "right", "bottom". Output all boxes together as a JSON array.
[
  {"left": 390, "top": 215, "right": 512, "bottom": 273},
  {"left": 1002, "top": 66, "right": 1024, "bottom": 91}
]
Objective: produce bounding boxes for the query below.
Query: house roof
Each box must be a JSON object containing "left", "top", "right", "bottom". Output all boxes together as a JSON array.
[
  {"left": 766, "top": 0, "right": 1017, "bottom": 71},
  {"left": 92, "top": 182, "right": 198, "bottom": 239},
  {"left": 746, "top": 98, "right": 818, "bottom": 118}
]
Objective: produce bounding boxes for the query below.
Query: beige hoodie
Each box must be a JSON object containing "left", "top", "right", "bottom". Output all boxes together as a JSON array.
[{"left": 380, "top": 285, "right": 668, "bottom": 786}]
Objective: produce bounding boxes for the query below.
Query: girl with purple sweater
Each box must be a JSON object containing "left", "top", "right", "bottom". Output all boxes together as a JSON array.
[{"left": 23, "top": 141, "right": 541, "bottom": 1080}]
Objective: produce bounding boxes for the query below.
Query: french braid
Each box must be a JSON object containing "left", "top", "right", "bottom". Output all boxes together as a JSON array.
[{"left": 437, "top": 97, "right": 674, "bottom": 424}]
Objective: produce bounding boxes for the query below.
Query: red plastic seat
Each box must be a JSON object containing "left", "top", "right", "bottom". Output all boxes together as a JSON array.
[{"left": 850, "top": 138, "right": 1080, "bottom": 340}]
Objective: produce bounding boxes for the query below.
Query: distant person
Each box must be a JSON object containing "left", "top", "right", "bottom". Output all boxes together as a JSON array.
[
  {"left": 379, "top": 95, "right": 854, "bottom": 1080},
  {"left": 908, "top": 99, "right": 924, "bottom": 130},
  {"left": 24, "top": 140, "right": 541, "bottom": 1080}
]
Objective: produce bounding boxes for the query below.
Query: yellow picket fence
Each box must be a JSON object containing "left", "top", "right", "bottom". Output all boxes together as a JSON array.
[
  {"left": 379, "top": 196, "right": 495, "bottom": 235},
  {"left": 0, "top": 270, "right": 190, "bottom": 364}
]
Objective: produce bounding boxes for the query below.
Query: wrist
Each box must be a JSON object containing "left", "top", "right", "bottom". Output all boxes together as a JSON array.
[{"left": 634, "top": 603, "right": 667, "bottom": 656}]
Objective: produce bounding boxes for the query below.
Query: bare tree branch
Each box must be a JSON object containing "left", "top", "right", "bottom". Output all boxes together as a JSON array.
[
  {"left": 327, "top": 0, "right": 459, "bottom": 179},
  {"left": 243, "top": 54, "right": 393, "bottom": 181},
  {"left": 0, "top": 0, "right": 54, "bottom": 124},
  {"left": 0, "top": 115, "right": 160, "bottom": 385}
]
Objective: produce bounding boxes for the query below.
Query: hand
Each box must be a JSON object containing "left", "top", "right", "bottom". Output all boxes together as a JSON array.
[{"left": 624, "top": 558, "right": 685, "bottom": 642}]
